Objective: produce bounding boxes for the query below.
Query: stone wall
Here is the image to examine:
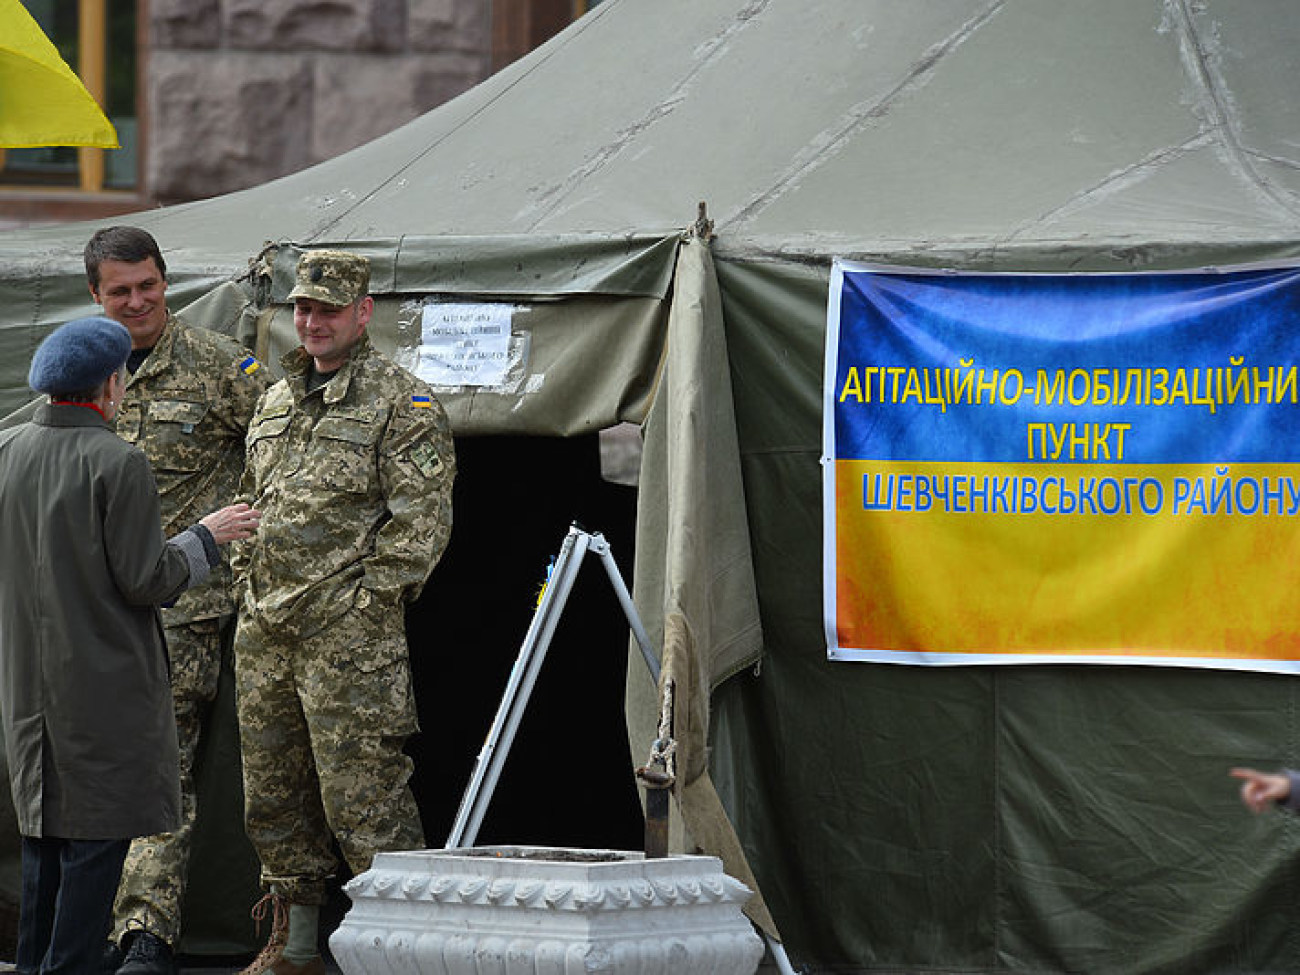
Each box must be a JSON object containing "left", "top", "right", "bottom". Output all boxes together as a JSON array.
[{"left": 147, "top": 0, "right": 492, "bottom": 203}]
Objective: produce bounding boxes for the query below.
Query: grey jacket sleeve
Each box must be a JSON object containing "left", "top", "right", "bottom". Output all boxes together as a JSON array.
[
  {"left": 1280, "top": 770, "right": 1300, "bottom": 812},
  {"left": 167, "top": 524, "right": 220, "bottom": 592}
]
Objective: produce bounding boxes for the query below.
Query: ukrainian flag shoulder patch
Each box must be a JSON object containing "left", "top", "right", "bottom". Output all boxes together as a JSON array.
[
  {"left": 239, "top": 356, "right": 261, "bottom": 375},
  {"left": 411, "top": 394, "right": 433, "bottom": 409}
]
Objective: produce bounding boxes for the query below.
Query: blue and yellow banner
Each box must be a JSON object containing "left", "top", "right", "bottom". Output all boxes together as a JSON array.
[{"left": 823, "top": 261, "right": 1300, "bottom": 670}]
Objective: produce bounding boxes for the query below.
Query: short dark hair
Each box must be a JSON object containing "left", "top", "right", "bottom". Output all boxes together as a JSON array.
[
  {"left": 84, "top": 226, "right": 167, "bottom": 289},
  {"left": 58, "top": 365, "right": 125, "bottom": 404}
]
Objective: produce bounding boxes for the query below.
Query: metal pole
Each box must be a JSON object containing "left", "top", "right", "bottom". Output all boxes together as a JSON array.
[
  {"left": 446, "top": 526, "right": 590, "bottom": 847},
  {"left": 636, "top": 678, "right": 675, "bottom": 859},
  {"left": 766, "top": 938, "right": 799, "bottom": 975},
  {"left": 442, "top": 525, "right": 803, "bottom": 975},
  {"left": 591, "top": 531, "right": 801, "bottom": 973},
  {"left": 589, "top": 532, "right": 660, "bottom": 683}
]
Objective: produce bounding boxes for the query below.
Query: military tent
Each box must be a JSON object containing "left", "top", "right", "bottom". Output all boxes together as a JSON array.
[{"left": 2, "top": 0, "right": 1300, "bottom": 970}]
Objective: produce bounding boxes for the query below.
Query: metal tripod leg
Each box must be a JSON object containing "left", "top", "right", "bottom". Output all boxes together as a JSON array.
[
  {"left": 444, "top": 523, "right": 799, "bottom": 975},
  {"left": 446, "top": 524, "right": 594, "bottom": 849},
  {"left": 588, "top": 530, "right": 660, "bottom": 684}
]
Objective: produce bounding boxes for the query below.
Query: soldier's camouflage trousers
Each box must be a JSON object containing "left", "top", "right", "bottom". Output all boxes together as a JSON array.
[
  {"left": 112, "top": 617, "right": 226, "bottom": 946},
  {"left": 234, "top": 602, "right": 424, "bottom": 906}
]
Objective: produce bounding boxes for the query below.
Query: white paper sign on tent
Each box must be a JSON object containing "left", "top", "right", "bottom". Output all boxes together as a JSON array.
[{"left": 415, "top": 302, "right": 514, "bottom": 387}]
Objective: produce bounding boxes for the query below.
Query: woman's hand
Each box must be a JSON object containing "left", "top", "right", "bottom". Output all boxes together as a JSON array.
[
  {"left": 200, "top": 502, "right": 262, "bottom": 545},
  {"left": 1230, "top": 767, "right": 1291, "bottom": 813}
]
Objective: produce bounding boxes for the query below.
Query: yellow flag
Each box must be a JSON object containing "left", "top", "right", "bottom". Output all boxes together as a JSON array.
[{"left": 0, "top": 0, "right": 118, "bottom": 148}]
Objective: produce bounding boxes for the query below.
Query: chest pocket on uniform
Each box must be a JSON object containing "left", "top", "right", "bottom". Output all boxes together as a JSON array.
[
  {"left": 246, "top": 408, "right": 293, "bottom": 472},
  {"left": 247, "top": 410, "right": 291, "bottom": 445},
  {"left": 146, "top": 399, "right": 210, "bottom": 472},
  {"left": 310, "top": 413, "right": 380, "bottom": 494},
  {"left": 114, "top": 403, "right": 142, "bottom": 442}
]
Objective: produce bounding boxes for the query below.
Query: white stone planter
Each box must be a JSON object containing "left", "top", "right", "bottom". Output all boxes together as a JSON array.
[{"left": 329, "top": 846, "right": 765, "bottom": 975}]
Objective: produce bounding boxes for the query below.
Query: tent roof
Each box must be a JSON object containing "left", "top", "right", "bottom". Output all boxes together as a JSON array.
[{"left": 6, "top": 0, "right": 1299, "bottom": 279}]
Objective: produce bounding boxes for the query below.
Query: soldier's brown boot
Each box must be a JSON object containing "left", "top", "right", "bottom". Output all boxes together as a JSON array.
[{"left": 237, "top": 893, "right": 290, "bottom": 975}]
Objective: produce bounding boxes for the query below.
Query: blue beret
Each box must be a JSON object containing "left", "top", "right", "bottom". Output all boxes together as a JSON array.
[{"left": 28, "top": 317, "right": 132, "bottom": 394}]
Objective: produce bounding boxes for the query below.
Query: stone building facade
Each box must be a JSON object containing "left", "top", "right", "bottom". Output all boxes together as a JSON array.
[
  {"left": 146, "top": 0, "right": 492, "bottom": 204},
  {"left": 0, "top": 0, "right": 587, "bottom": 227}
]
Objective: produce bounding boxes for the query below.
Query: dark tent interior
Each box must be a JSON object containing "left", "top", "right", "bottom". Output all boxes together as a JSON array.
[{"left": 177, "top": 433, "right": 645, "bottom": 956}]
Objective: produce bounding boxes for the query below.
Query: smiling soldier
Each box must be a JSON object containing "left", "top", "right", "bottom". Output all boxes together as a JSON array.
[
  {"left": 229, "top": 250, "right": 455, "bottom": 975},
  {"left": 85, "top": 226, "right": 271, "bottom": 975}
]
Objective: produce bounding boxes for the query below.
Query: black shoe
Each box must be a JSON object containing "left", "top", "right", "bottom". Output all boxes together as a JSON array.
[
  {"left": 102, "top": 939, "right": 123, "bottom": 974},
  {"left": 116, "top": 931, "right": 175, "bottom": 975}
]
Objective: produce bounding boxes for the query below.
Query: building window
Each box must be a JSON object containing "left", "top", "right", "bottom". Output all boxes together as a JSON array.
[
  {"left": 493, "top": 0, "right": 606, "bottom": 74},
  {"left": 1, "top": 0, "right": 138, "bottom": 193}
]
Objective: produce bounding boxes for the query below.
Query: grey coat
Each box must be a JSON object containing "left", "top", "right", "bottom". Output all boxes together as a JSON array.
[{"left": 0, "top": 403, "right": 201, "bottom": 839}]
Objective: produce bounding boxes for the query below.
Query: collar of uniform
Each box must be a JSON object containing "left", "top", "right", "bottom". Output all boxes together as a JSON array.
[
  {"left": 283, "top": 332, "right": 373, "bottom": 404},
  {"left": 124, "top": 312, "right": 179, "bottom": 387},
  {"left": 34, "top": 400, "right": 111, "bottom": 429}
]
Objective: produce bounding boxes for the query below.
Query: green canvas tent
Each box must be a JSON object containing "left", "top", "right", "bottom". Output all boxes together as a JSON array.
[{"left": 2, "top": 0, "right": 1300, "bottom": 970}]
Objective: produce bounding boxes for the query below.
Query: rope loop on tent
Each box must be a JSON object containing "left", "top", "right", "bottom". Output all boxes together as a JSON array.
[{"left": 636, "top": 676, "right": 678, "bottom": 789}]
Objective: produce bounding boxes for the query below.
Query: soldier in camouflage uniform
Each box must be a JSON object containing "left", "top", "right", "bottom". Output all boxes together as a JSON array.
[
  {"left": 230, "top": 250, "right": 455, "bottom": 975},
  {"left": 84, "top": 227, "right": 272, "bottom": 975},
  {"left": 76, "top": 227, "right": 271, "bottom": 972}
]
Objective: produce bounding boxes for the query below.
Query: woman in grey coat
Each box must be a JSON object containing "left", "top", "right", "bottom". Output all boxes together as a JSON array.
[{"left": 0, "top": 317, "right": 260, "bottom": 975}]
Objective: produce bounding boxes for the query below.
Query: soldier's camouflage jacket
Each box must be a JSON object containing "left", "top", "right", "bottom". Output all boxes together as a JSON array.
[
  {"left": 115, "top": 313, "right": 269, "bottom": 624},
  {"left": 231, "top": 333, "right": 455, "bottom": 642}
]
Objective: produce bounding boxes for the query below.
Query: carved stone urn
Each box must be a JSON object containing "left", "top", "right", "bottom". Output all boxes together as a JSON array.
[{"left": 329, "top": 846, "right": 765, "bottom": 975}]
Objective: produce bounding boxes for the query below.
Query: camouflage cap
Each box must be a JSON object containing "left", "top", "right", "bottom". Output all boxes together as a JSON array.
[{"left": 287, "top": 250, "right": 370, "bottom": 306}]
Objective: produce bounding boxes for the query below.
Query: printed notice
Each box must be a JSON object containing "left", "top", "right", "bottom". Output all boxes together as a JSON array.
[{"left": 416, "top": 303, "right": 514, "bottom": 387}]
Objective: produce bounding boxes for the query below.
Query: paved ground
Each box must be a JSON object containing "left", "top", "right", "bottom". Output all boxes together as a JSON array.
[
  {"left": 0, "top": 953, "right": 346, "bottom": 973},
  {"left": 176, "top": 960, "right": 343, "bottom": 974},
  {"left": 1, "top": 949, "right": 788, "bottom": 973}
]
